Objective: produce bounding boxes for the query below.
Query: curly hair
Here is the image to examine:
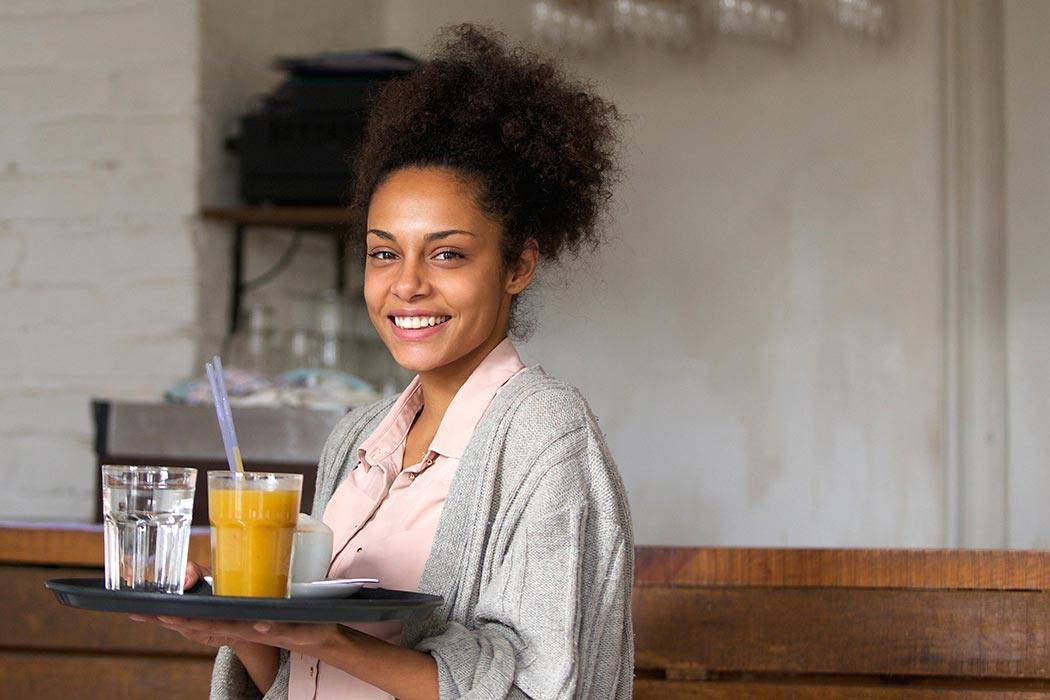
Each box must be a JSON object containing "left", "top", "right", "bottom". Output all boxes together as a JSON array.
[{"left": 349, "top": 24, "right": 622, "bottom": 334}]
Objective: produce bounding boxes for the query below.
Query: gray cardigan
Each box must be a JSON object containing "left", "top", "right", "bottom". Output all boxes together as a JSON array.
[{"left": 211, "top": 366, "right": 635, "bottom": 698}]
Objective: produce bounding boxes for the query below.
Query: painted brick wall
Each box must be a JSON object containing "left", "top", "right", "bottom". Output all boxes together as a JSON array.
[
  {"left": 0, "top": 1, "right": 200, "bottom": 519},
  {"left": 0, "top": 0, "right": 391, "bottom": 521}
]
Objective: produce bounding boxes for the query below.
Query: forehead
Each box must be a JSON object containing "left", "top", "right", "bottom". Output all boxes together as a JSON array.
[{"left": 367, "top": 167, "right": 498, "bottom": 236}]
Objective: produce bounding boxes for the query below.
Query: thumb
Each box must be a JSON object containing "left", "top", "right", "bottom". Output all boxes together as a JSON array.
[{"left": 184, "top": 560, "right": 203, "bottom": 588}]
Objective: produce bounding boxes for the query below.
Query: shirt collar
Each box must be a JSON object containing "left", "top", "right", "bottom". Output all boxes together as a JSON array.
[
  {"left": 356, "top": 376, "right": 423, "bottom": 469},
  {"left": 358, "top": 338, "right": 526, "bottom": 468},
  {"left": 428, "top": 338, "right": 526, "bottom": 460}
]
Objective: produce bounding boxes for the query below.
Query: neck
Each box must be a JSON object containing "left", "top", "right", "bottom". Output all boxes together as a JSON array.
[{"left": 416, "top": 332, "right": 507, "bottom": 422}]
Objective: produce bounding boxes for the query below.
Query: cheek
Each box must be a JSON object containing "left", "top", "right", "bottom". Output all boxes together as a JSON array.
[
  {"left": 447, "top": 273, "right": 504, "bottom": 323},
  {"left": 363, "top": 273, "right": 385, "bottom": 316}
]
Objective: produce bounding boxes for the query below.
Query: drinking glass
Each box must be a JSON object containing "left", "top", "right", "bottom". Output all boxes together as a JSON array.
[
  {"left": 102, "top": 465, "right": 197, "bottom": 594},
  {"left": 208, "top": 471, "right": 303, "bottom": 598}
]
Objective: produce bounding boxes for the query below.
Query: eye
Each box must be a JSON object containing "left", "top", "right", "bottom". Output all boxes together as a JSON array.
[
  {"left": 434, "top": 249, "right": 464, "bottom": 261},
  {"left": 367, "top": 250, "right": 397, "bottom": 261}
]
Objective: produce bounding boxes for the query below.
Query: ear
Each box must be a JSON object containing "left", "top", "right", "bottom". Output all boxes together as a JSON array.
[{"left": 505, "top": 238, "right": 539, "bottom": 295}]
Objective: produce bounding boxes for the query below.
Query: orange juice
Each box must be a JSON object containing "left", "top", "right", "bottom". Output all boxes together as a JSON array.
[{"left": 208, "top": 472, "right": 302, "bottom": 598}]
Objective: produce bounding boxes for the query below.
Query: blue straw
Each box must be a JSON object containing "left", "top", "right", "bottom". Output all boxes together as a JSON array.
[{"left": 205, "top": 356, "right": 243, "bottom": 473}]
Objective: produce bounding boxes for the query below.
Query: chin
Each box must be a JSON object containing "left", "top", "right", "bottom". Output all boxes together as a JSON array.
[{"left": 385, "top": 342, "right": 453, "bottom": 374}]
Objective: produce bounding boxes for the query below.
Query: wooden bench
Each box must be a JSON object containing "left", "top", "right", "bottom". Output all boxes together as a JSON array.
[
  {"left": 633, "top": 547, "right": 1050, "bottom": 697},
  {"left": 4, "top": 523, "right": 1050, "bottom": 697},
  {"left": 0, "top": 523, "right": 216, "bottom": 697}
]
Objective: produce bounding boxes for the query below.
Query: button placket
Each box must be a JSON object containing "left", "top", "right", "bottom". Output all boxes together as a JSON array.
[{"left": 328, "top": 465, "right": 393, "bottom": 568}]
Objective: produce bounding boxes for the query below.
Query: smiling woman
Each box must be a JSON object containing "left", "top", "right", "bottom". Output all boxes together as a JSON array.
[
  {"left": 363, "top": 168, "right": 536, "bottom": 382},
  {"left": 181, "top": 22, "right": 632, "bottom": 700}
]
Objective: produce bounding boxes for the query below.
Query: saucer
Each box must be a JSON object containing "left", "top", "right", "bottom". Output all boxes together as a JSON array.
[{"left": 290, "top": 578, "right": 379, "bottom": 600}]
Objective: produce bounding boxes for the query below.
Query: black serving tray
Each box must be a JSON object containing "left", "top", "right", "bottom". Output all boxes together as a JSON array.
[{"left": 45, "top": 578, "right": 442, "bottom": 624}]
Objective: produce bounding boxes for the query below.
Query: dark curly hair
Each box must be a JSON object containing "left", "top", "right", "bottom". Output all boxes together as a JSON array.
[{"left": 349, "top": 24, "right": 622, "bottom": 336}]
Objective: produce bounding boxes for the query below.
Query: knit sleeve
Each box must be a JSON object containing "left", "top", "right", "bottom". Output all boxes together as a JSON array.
[
  {"left": 209, "top": 646, "right": 290, "bottom": 700},
  {"left": 413, "top": 427, "right": 634, "bottom": 699}
]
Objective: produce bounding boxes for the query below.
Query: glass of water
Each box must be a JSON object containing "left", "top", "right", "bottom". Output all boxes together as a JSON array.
[{"left": 102, "top": 465, "right": 197, "bottom": 594}]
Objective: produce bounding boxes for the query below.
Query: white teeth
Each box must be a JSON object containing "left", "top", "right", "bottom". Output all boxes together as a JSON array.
[{"left": 393, "top": 315, "right": 450, "bottom": 329}]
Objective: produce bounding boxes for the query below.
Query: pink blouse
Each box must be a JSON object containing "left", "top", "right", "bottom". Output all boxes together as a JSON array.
[{"left": 288, "top": 338, "right": 526, "bottom": 699}]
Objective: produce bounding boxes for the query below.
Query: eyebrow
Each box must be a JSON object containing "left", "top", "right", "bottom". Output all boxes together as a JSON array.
[{"left": 367, "top": 229, "right": 478, "bottom": 242}]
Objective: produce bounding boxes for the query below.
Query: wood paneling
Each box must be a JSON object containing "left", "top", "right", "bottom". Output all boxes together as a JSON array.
[
  {"left": 9, "top": 525, "right": 1050, "bottom": 697},
  {"left": 7, "top": 530, "right": 1047, "bottom": 591},
  {"left": 634, "top": 546, "right": 1050, "bottom": 590},
  {"left": 3, "top": 566, "right": 213, "bottom": 655},
  {"left": 0, "top": 651, "right": 213, "bottom": 698},
  {"left": 0, "top": 522, "right": 210, "bottom": 568},
  {"left": 633, "top": 586, "right": 1050, "bottom": 679},
  {"left": 633, "top": 679, "right": 1050, "bottom": 699}
]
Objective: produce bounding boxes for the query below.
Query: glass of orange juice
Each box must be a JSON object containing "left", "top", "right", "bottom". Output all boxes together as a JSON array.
[{"left": 207, "top": 471, "right": 302, "bottom": 598}]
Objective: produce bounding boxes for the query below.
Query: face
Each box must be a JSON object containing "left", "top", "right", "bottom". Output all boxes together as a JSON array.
[{"left": 364, "top": 167, "right": 536, "bottom": 376}]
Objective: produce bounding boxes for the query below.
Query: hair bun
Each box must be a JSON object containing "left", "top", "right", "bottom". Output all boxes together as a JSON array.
[{"left": 351, "top": 23, "right": 622, "bottom": 263}]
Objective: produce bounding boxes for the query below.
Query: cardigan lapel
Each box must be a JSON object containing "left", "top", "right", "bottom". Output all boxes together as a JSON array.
[{"left": 401, "top": 366, "right": 548, "bottom": 645}]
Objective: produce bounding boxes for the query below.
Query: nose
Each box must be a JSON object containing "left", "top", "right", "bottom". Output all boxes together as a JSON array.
[{"left": 391, "top": 257, "right": 430, "bottom": 301}]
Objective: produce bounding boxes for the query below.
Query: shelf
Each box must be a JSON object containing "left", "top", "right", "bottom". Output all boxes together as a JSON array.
[
  {"left": 199, "top": 206, "right": 351, "bottom": 334},
  {"left": 200, "top": 205, "right": 351, "bottom": 229}
]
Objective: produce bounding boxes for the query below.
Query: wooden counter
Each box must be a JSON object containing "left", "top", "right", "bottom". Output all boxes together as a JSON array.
[
  {"left": 0, "top": 521, "right": 212, "bottom": 568},
  {"left": 0, "top": 522, "right": 215, "bottom": 698},
  {"left": 6, "top": 523, "right": 1050, "bottom": 697}
]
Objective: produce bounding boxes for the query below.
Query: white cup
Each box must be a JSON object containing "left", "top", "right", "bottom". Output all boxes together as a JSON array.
[{"left": 291, "top": 513, "right": 334, "bottom": 583}]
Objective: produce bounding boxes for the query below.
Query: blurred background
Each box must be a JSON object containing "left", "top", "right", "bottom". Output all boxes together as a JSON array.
[{"left": 0, "top": 0, "right": 1046, "bottom": 549}]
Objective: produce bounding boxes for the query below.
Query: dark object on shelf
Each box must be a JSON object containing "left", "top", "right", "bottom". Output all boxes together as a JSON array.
[
  {"left": 226, "top": 49, "right": 421, "bottom": 206},
  {"left": 46, "top": 578, "right": 443, "bottom": 623}
]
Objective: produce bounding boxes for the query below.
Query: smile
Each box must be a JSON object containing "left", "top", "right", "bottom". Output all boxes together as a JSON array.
[{"left": 390, "top": 315, "right": 451, "bottom": 329}]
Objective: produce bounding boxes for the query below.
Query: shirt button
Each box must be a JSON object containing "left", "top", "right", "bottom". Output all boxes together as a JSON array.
[
  {"left": 356, "top": 547, "right": 363, "bottom": 552},
  {"left": 407, "top": 473, "right": 416, "bottom": 480},
  {"left": 308, "top": 666, "right": 315, "bottom": 678}
]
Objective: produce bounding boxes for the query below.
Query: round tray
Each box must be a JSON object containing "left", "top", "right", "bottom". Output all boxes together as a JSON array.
[{"left": 45, "top": 578, "right": 442, "bottom": 624}]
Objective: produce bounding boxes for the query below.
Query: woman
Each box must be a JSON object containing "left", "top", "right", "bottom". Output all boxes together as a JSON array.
[{"left": 148, "top": 24, "right": 633, "bottom": 699}]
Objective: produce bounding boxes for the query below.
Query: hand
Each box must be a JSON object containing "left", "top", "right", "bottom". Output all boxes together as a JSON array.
[
  {"left": 182, "top": 559, "right": 210, "bottom": 591},
  {"left": 126, "top": 559, "right": 218, "bottom": 647},
  {"left": 130, "top": 614, "right": 340, "bottom": 654},
  {"left": 136, "top": 619, "right": 438, "bottom": 700}
]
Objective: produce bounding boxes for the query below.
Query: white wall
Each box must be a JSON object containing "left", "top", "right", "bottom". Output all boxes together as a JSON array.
[
  {"left": 0, "top": 0, "right": 200, "bottom": 520},
  {"left": 1005, "top": 0, "right": 1050, "bottom": 548},
  {"left": 4, "top": 2, "right": 1037, "bottom": 549},
  {"left": 381, "top": 2, "right": 945, "bottom": 546}
]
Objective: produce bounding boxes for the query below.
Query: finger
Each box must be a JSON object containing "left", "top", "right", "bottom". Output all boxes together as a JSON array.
[
  {"left": 156, "top": 617, "right": 256, "bottom": 640},
  {"left": 246, "top": 621, "right": 295, "bottom": 647},
  {"left": 184, "top": 562, "right": 201, "bottom": 588},
  {"left": 244, "top": 621, "right": 333, "bottom": 650},
  {"left": 156, "top": 615, "right": 215, "bottom": 631}
]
